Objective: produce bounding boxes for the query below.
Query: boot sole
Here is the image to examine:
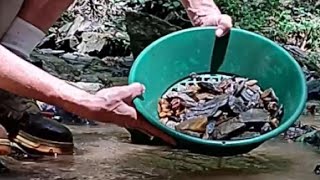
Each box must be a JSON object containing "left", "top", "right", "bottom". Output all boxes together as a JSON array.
[
  {"left": 0, "top": 139, "right": 11, "bottom": 155},
  {"left": 12, "top": 130, "right": 74, "bottom": 155}
]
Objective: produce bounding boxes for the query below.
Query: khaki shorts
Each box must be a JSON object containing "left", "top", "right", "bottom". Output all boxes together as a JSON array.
[{"left": 0, "top": 0, "right": 24, "bottom": 39}]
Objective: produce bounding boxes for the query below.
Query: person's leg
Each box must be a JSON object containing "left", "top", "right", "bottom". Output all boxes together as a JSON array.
[
  {"left": 18, "top": 0, "right": 75, "bottom": 32},
  {"left": 0, "top": 0, "right": 75, "bottom": 156},
  {"left": 0, "top": 0, "right": 25, "bottom": 156},
  {"left": 1, "top": 0, "right": 75, "bottom": 58},
  {"left": 0, "top": 0, "right": 24, "bottom": 39}
]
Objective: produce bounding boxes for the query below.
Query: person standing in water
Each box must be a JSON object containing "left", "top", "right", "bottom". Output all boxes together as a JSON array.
[{"left": 0, "top": 0, "right": 232, "bottom": 156}]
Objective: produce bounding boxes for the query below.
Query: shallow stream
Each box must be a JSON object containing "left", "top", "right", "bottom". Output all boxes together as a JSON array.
[{"left": 0, "top": 115, "right": 319, "bottom": 180}]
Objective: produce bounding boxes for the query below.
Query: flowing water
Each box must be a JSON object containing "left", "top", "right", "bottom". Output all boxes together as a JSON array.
[{"left": 0, "top": 115, "right": 319, "bottom": 180}]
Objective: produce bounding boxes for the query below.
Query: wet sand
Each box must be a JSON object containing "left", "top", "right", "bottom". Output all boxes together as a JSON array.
[{"left": 0, "top": 115, "right": 319, "bottom": 180}]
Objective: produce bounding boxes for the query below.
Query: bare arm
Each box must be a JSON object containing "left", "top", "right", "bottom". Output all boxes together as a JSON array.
[
  {"left": 0, "top": 44, "right": 95, "bottom": 118},
  {"left": 0, "top": 44, "right": 159, "bottom": 138},
  {"left": 179, "top": 0, "right": 221, "bottom": 26}
]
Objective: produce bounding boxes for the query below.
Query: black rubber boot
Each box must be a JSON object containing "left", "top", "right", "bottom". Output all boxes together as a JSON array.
[{"left": 0, "top": 89, "right": 74, "bottom": 155}]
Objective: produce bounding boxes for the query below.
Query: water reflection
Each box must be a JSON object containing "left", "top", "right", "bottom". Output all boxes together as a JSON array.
[
  {"left": 119, "top": 139, "right": 318, "bottom": 180},
  {"left": 0, "top": 121, "right": 319, "bottom": 180}
]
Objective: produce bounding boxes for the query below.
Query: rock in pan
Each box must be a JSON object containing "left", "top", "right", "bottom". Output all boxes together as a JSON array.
[{"left": 158, "top": 73, "right": 284, "bottom": 141}]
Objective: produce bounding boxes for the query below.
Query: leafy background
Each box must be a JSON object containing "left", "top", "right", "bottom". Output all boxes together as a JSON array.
[
  {"left": 40, "top": 0, "right": 320, "bottom": 58},
  {"left": 126, "top": 0, "right": 320, "bottom": 52}
]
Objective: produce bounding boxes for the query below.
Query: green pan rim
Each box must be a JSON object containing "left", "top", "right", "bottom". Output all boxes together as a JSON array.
[{"left": 128, "top": 26, "right": 307, "bottom": 147}]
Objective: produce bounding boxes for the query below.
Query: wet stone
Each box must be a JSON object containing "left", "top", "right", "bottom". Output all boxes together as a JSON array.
[
  {"left": 261, "top": 123, "right": 273, "bottom": 134},
  {"left": 202, "top": 121, "right": 215, "bottom": 140},
  {"left": 228, "top": 95, "right": 248, "bottom": 114},
  {"left": 197, "top": 82, "right": 223, "bottom": 94},
  {"left": 284, "top": 127, "right": 309, "bottom": 140},
  {"left": 166, "top": 120, "right": 179, "bottom": 130},
  {"left": 157, "top": 73, "right": 284, "bottom": 141},
  {"left": 214, "top": 117, "right": 246, "bottom": 140},
  {"left": 182, "top": 130, "right": 203, "bottom": 138},
  {"left": 240, "top": 108, "right": 270, "bottom": 123},
  {"left": 231, "top": 131, "right": 261, "bottom": 140},
  {"left": 175, "top": 117, "right": 208, "bottom": 133}
]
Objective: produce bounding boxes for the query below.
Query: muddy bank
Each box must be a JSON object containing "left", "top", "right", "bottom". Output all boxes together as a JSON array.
[{"left": 0, "top": 115, "right": 319, "bottom": 180}]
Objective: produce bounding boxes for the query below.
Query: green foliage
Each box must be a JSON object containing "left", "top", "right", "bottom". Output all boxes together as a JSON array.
[
  {"left": 215, "top": 0, "right": 320, "bottom": 52},
  {"left": 128, "top": 0, "right": 320, "bottom": 52},
  {"left": 127, "top": 0, "right": 191, "bottom": 28}
]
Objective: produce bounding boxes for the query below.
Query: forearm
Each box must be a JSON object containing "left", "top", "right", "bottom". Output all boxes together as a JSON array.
[
  {"left": 180, "top": 0, "right": 221, "bottom": 26},
  {"left": 0, "top": 45, "right": 90, "bottom": 114}
]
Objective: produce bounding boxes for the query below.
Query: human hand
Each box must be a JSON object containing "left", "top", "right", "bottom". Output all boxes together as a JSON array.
[
  {"left": 199, "top": 14, "right": 232, "bottom": 37},
  {"left": 89, "top": 83, "right": 176, "bottom": 146},
  {"left": 192, "top": 13, "right": 233, "bottom": 37},
  {"left": 187, "top": 6, "right": 232, "bottom": 37}
]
